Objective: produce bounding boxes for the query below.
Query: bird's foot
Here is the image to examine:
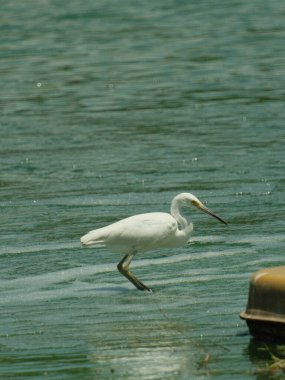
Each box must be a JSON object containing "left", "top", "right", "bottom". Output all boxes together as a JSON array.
[{"left": 138, "top": 284, "right": 153, "bottom": 292}]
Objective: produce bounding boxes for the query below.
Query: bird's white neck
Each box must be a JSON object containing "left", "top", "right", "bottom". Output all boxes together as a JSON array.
[{"left": 170, "top": 195, "right": 189, "bottom": 230}]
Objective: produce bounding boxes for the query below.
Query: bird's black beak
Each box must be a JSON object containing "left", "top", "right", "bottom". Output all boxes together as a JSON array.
[{"left": 198, "top": 203, "right": 227, "bottom": 225}]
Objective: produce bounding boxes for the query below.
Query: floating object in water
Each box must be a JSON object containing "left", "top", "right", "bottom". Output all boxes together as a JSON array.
[
  {"left": 80, "top": 192, "right": 227, "bottom": 291},
  {"left": 240, "top": 266, "right": 285, "bottom": 341}
]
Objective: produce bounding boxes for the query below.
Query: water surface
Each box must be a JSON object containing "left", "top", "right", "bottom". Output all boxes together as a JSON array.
[{"left": 1, "top": 0, "right": 285, "bottom": 378}]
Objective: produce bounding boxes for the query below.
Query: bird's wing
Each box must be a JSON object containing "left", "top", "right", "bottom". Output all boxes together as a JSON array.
[{"left": 105, "top": 212, "right": 177, "bottom": 253}]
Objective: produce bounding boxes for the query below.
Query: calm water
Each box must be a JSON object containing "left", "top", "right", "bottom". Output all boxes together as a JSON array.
[{"left": 1, "top": 0, "right": 285, "bottom": 378}]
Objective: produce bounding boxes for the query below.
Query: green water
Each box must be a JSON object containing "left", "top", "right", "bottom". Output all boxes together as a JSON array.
[{"left": 1, "top": 0, "right": 285, "bottom": 378}]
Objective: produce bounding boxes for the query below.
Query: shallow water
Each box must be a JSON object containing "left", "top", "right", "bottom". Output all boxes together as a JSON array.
[{"left": 1, "top": 0, "right": 285, "bottom": 378}]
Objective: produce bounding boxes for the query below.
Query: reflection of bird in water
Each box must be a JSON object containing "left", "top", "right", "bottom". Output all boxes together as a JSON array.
[{"left": 81, "top": 193, "right": 227, "bottom": 291}]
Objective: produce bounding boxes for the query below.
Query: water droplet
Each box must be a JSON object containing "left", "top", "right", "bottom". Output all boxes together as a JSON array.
[{"left": 37, "top": 82, "right": 42, "bottom": 87}]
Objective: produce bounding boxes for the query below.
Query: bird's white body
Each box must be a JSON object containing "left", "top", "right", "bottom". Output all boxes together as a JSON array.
[
  {"left": 80, "top": 192, "right": 226, "bottom": 291},
  {"left": 80, "top": 211, "right": 193, "bottom": 254}
]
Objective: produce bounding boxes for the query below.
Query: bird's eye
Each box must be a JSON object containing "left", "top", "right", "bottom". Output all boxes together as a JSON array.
[{"left": 191, "top": 200, "right": 200, "bottom": 207}]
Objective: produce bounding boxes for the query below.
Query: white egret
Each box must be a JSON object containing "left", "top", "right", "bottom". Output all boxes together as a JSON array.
[{"left": 80, "top": 193, "right": 227, "bottom": 291}]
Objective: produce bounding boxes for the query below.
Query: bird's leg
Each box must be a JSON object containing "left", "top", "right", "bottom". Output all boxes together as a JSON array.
[{"left": 117, "top": 253, "right": 151, "bottom": 292}]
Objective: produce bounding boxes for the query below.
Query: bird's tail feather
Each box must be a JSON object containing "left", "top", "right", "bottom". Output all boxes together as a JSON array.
[
  {"left": 80, "top": 233, "right": 104, "bottom": 246},
  {"left": 80, "top": 229, "right": 106, "bottom": 247}
]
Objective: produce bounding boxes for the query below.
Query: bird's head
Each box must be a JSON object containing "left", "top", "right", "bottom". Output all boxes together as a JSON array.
[{"left": 178, "top": 193, "right": 227, "bottom": 225}]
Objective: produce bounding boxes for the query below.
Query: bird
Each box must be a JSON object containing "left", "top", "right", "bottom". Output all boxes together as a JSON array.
[{"left": 80, "top": 192, "right": 227, "bottom": 291}]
